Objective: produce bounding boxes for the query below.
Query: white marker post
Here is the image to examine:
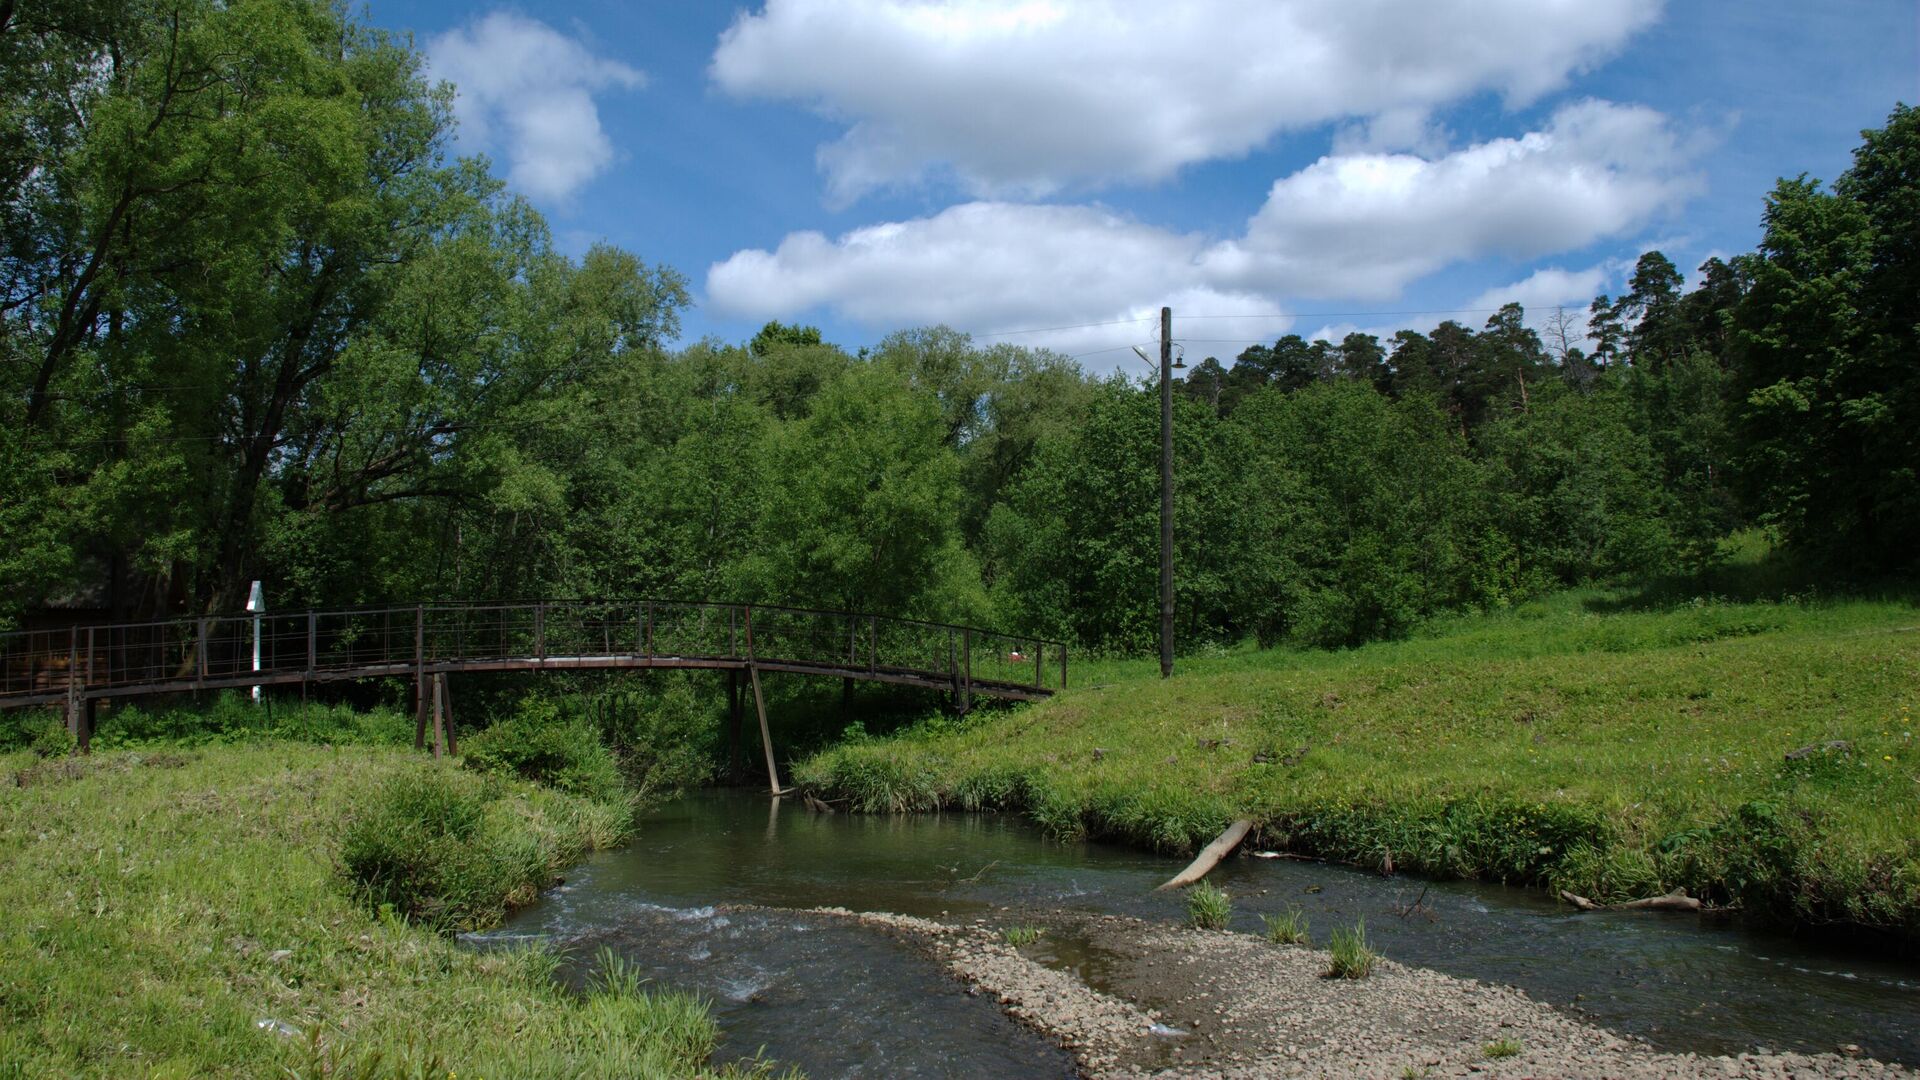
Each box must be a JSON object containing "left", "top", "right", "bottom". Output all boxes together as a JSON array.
[{"left": 246, "top": 580, "right": 264, "bottom": 703}]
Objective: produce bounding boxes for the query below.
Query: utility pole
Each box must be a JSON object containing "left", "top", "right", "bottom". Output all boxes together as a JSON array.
[{"left": 1159, "top": 306, "right": 1174, "bottom": 679}]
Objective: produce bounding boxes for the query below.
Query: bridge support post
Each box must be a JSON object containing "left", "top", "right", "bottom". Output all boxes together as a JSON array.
[
  {"left": 728, "top": 669, "right": 744, "bottom": 782},
  {"left": 430, "top": 672, "right": 455, "bottom": 759},
  {"left": 748, "top": 663, "right": 781, "bottom": 795},
  {"left": 412, "top": 605, "right": 427, "bottom": 750},
  {"left": 63, "top": 629, "right": 79, "bottom": 741}
]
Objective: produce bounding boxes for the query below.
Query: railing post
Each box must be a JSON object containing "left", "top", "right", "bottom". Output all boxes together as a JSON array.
[
  {"left": 65, "top": 628, "right": 79, "bottom": 737},
  {"left": 1060, "top": 643, "right": 1068, "bottom": 690},
  {"left": 197, "top": 618, "right": 208, "bottom": 683},
  {"left": 744, "top": 604, "right": 756, "bottom": 660},
  {"left": 413, "top": 605, "right": 426, "bottom": 750},
  {"left": 868, "top": 615, "right": 877, "bottom": 674},
  {"left": 1035, "top": 642, "right": 1043, "bottom": 689},
  {"left": 729, "top": 606, "right": 738, "bottom": 657},
  {"left": 85, "top": 626, "right": 95, "bottom": 691},
  {"left": 533, "top": 602, "right": 546, "bottom": 661},
  {"left": 645, "top": 601, "right": 654, "bottom": 659},
  {"left": 307, "top": 611, "right": 317, "bottom": 673},
  {"left": 962, "top": 628, "right": 972, "bottom": 713}
]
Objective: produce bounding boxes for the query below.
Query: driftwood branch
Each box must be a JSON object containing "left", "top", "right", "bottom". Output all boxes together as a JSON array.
[
  {"left": 1156, "top": 818, "right": 1254, "bottom": 891},
  {"left": 1559, "top": 888, "right": 1709, "bottom": 913}
]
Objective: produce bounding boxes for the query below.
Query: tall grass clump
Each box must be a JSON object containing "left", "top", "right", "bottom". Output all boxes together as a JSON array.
[
  {"left": 1325, "top": 919, "right": 1378, "bottom": 979},
  {"left": 1185, "top": 880, "right": 1232, "bottom": 930},
  {"left": 339, "top": 765, "right": 629, "bottom": 933},
  {"left": 1262, "top": 906, "right": 1310, "bottom": 945},
  {"left": 1001, "top": 925, "right": 1044, "bottom": 947},
  {"left": 1483, "top": 1038, "right": 1522, "bottom": 1059}
]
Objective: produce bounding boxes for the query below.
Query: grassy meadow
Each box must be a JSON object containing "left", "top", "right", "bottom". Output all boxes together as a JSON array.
[
  {"left": 0, "top": 743, "right": 776, "bottom": 1079},
  {"left": 799, "top": 556, "right": 1920, "bottom": 939}
]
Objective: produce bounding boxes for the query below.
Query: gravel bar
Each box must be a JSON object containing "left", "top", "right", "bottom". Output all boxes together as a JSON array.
[{"left": 802, "top": 907, "right": 1916, "bottom": 1079}]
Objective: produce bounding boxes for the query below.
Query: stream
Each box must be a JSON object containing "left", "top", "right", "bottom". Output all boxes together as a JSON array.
[{"left": 470, "top": 790, "right": 1920, "bottom": 1078}]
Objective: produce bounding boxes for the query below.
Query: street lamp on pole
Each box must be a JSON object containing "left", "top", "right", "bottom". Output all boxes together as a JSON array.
[{"left": 1131, "top": 306, "right": 1183, "bottom": 678}]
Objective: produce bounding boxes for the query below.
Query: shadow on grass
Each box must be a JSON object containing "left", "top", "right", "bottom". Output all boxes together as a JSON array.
[{"left": 1583, "top": 540, "right": 1920, "bottom": 614}]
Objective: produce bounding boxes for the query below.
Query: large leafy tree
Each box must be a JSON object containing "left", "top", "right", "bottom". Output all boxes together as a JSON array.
[
  {"left": 0, "top": 0, "right": 689, "bottom": 623},
  {"left": 1729, "top": 104, "right": 1920, "bottom": 571}
]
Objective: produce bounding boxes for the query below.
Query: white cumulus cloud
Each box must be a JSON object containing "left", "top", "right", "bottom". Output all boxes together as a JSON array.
[
  {"left": 709, "top": 202, "right": 1284, "bottom": 357},
  {"left": 708, "top": 102, "right": 1700, "bottom": 351},
  {"left": 710, "top": 0, "right": 1664, "bottom": 202},
  {"left": 428, "top": 13, "right": 645, "bottom": 203},
  {"left": 1209, "top": 100, "right": 1699, "bottom": 298},
  {"left": 1466, "top": 264, "right": 1617, "bottom": 317}
]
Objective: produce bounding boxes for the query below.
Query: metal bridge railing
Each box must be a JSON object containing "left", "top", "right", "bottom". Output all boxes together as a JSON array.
[{"left": 0, "top": 599, "right": 1067, "bottom": 709}]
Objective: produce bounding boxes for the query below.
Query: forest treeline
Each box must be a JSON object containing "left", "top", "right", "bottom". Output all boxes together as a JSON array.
[{"left": 3, "top": 0, "right": 1916, "bottom": 652}]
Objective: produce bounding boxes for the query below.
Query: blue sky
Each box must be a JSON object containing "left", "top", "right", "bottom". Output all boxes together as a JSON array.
[{"left": 373, "top": 0, "right": 1917, "bottom": 371}]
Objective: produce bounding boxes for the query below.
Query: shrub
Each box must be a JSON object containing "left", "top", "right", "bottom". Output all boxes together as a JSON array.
[
  {"left": 87, "top": 693, "right": 410, "bottom": 748},
  {"left": 339, "top": 768, "right": 545, "bottom": 932},
  {"left": 29, "top": 716, "right": 76, "bottom": 758},
  {"left": 1185, "top": 880, "right": 1232, "bottom": 930},
  {"left": 1262, "top": 906, "right": 1310, "bottom": 945},
  {"left": 1325, "top": 919, "right": 1377, "bottom": 979},
  {"left": 463, "top": 696, "right": 623, "bottom": 803},
  {"left": 591, "top": 683, "right": 714, "bottom": 802}
]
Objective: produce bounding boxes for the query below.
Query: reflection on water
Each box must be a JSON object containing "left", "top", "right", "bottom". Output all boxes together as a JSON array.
[{"left": 475, "top": 790, "right": 1920, "bottom": 1073}]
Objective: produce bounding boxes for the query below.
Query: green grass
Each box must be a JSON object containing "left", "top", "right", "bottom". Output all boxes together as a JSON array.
[
  {"left": 1262, "top": 906, "right": 1310, "bottom": 945},
  {"left": 0, "top": 743, "right": 783, "bottom": 1078},
  {"left": 1001, "top": 925, "right": 1044, "bottom": 946},
  {"left": 1325, "top": 919, "right": 1378, "bottom": 979},
  {"left": 1185, "top": 880, "right": 1233, "bottom": 930},
  {"left": 1483, "top": 1038, "right": 1523, "bottom": 1059},
  {"left": 797, "top": 556, "right": 1920, "bottom": 939}
]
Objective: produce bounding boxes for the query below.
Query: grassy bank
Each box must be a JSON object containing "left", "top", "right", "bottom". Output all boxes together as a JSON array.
[
  {"left": 798, "top": 577, "right": 1920, "bottom": 940},
  {"left": 0, "top": 743, "right": 768, "bottom": 1078}
]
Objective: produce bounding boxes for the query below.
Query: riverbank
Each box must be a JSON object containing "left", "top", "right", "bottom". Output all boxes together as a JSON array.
[
  {"left": 821, "top": 906, "right": 1911, "bottom": 1078},
  {"left": 0, "top": 743, "right": 770, "bottom": 1078},
  {"left": 796, "top": 582, "right": 1920, "bottom": 941}
]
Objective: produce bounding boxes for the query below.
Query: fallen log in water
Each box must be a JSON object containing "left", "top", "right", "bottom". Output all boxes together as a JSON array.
[
  {"left": 1156, "top": 818, "right": 1255, "bottom": 891},
  {"left": 1559, "top": 887, "right": 1708, "bottom": 913}
]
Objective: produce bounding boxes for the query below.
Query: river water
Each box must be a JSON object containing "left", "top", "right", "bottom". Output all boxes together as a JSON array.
[{"left": 473, "top": 790, "right": 1920, "bottom": 1078}]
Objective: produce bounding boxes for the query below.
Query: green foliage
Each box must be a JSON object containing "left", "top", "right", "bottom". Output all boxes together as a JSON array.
[
  {"left": 88, "top": 693, "right": 411, "bottom": 749},
  {"left": 1325, "top": 919, "right": 1377, "bottom": 979},
  {"left": 1262, "top": 907, "right": 1310, "bottom": 945},
  {"left": 1483, "top": 1038, "right": 1523, "bottom": 1059},
  {"left": 590, "top": 683, "right": 716, "bottom": 803},
  {"left": 463, "top": 696, "right": 624, "bottom": 804},
  {"left": 28, "top": 716, "right": 76, "bottom": 759},
  {"left": 797, "top": 565, "right": 1920, "bottom": 941},
  {"left": 0, "top": 744, "right": 737, "bottom": 1077},
  {"left": 795, "top": 749, "right": 943, "bottom": 814},
  {"left": 339, "top": 764, "right": 630, "bottom": 933},
  {"left": 1729, "top": 104, "right": 1920, "bottom": 573},
  {"left": 1185, "top": 880, "right": 1232, "bottom": 930},
  {"left": 1001, "top": 925, "right": 1044, "bottom": 946}
]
